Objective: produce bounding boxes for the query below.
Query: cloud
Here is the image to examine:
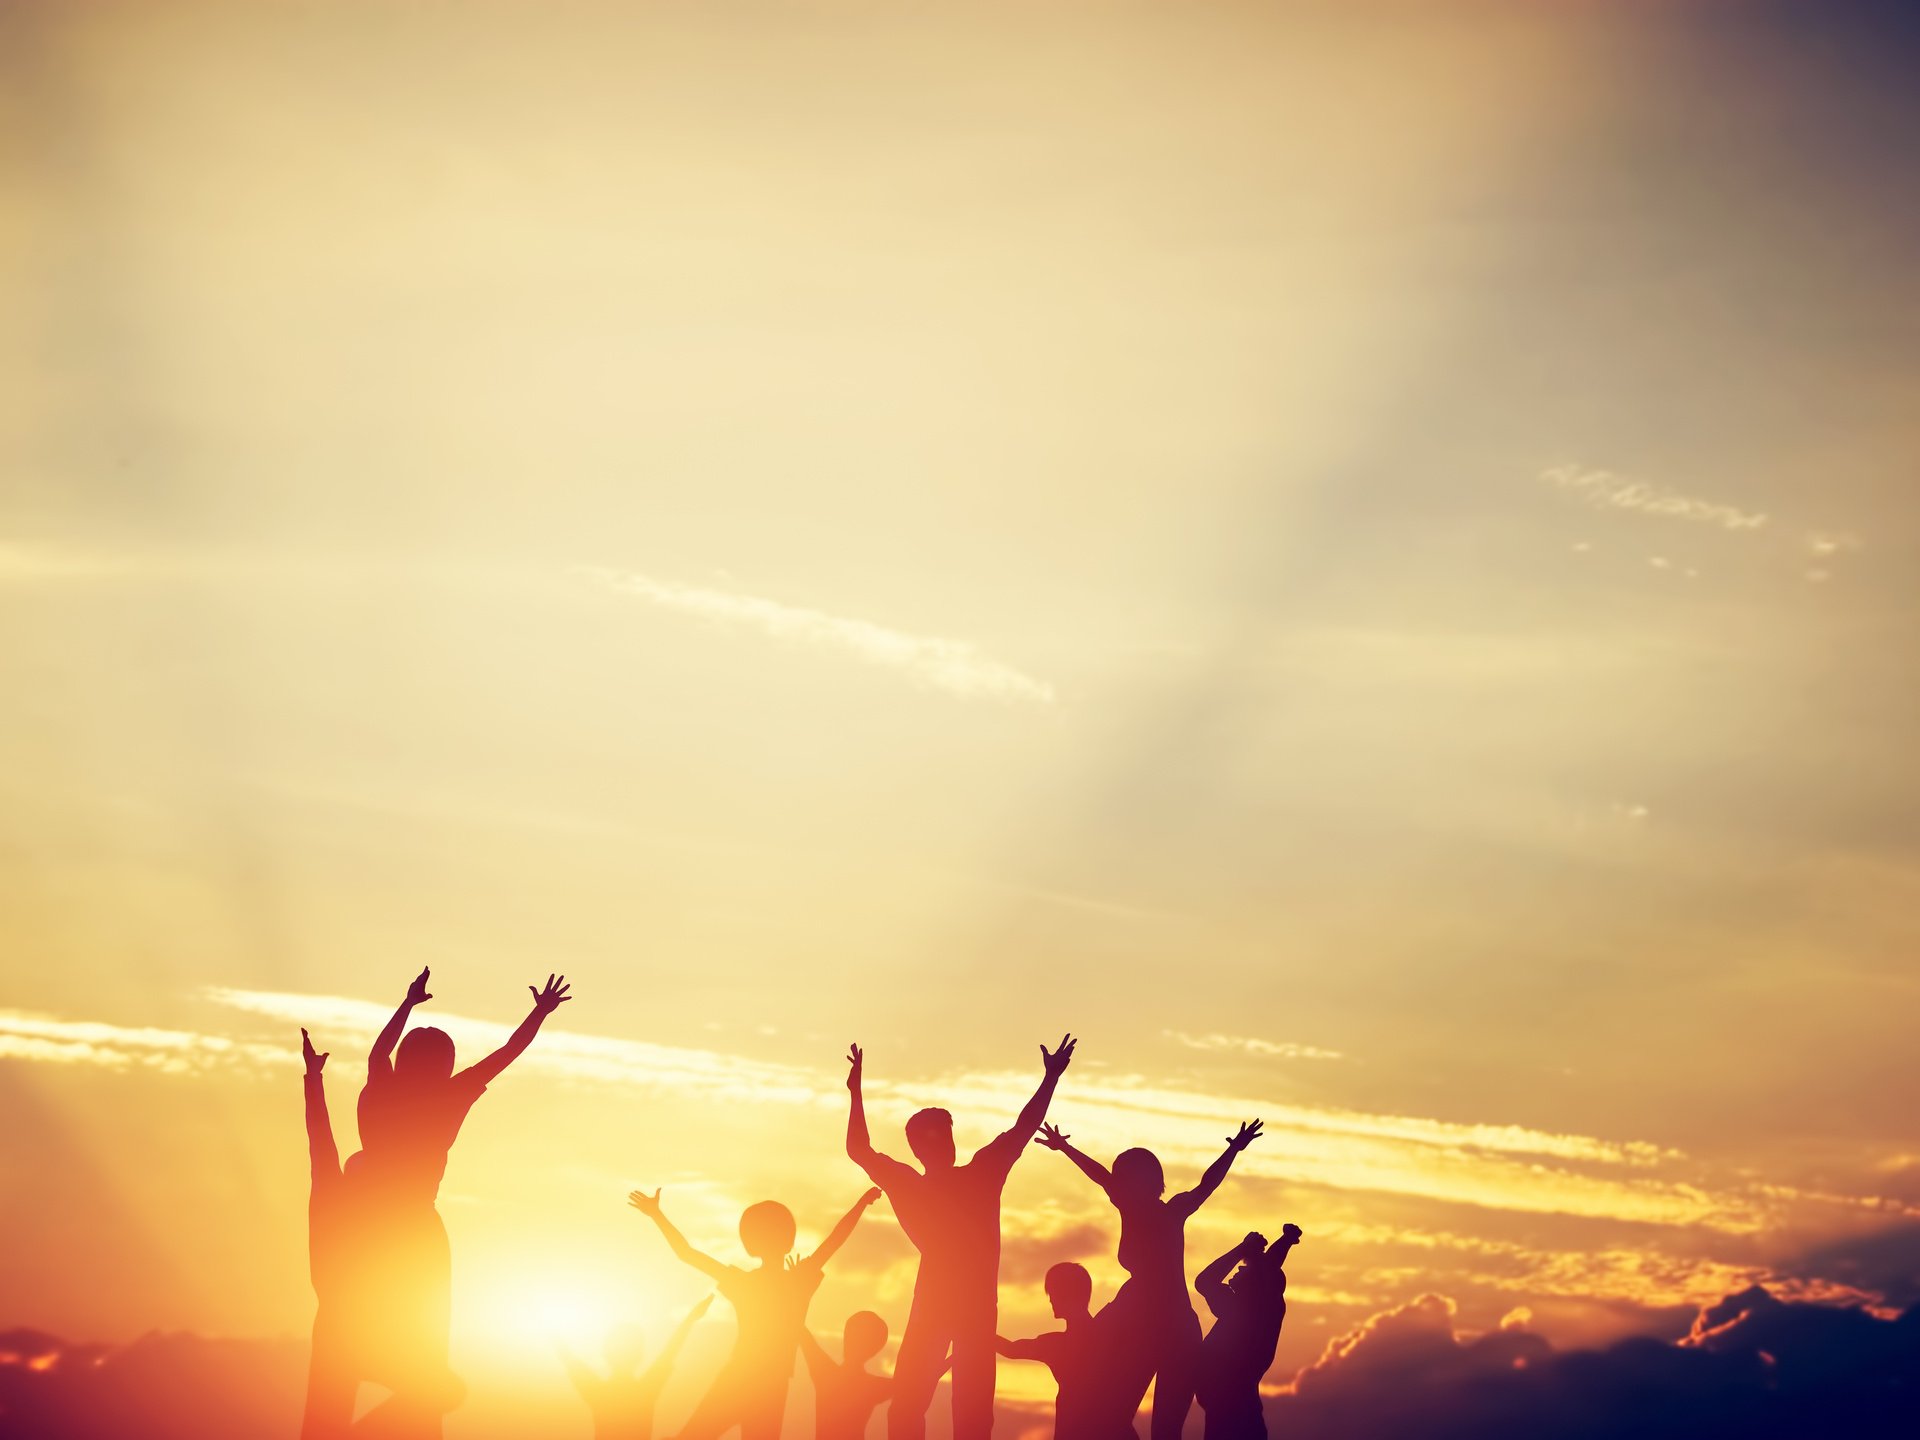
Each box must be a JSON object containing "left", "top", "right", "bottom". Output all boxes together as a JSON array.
[
  {"left": 0, "top": 987, "right": 1765, "bottom": 1238},
  {"left": 1166, "top": 1031, "right": 1345, "bottom": 1062},
  {"left": 1277, "top": 1286, "right": 1920, "bottom": 1440},
  {"left": 0, "top": 1010, "right": 287, "bottom": 1075},
  {"left": 578, "top": 565, "right": 1055, "bottom": 705},
  {"left": 1539, "top": 465, "right": 1770, "bottom": 532}
]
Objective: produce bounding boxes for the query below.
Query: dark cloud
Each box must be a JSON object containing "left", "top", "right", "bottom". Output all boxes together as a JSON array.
[
  {"left": 998, "top": 1222, "right": 1109, "bottom": 1285},
  {"left": 0, "top": 1330, "right": 303, "bottom": 1440},
  {"left": 1786, "top": 1221, "right": 1920, "bottom": 1310},
  {"left": 1273, "top": 1285, "right": 1920, "bottom": 1440},
  {"left": 5, "top": 1287, "right": 1915, "bottom": 1439}
]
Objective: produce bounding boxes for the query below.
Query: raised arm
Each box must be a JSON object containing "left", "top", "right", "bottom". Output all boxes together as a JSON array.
[
  {"left": 1171, "top": 1119, "right": 1262, "bottom": 1218},
  {"left": 805, "top": 1188, "right": 883, "bottom": 1271},
  {"left": 1196, "top": 1231, "right": 1265, "bottom": 1318},
  {"left": 1032, "top": 1122, "right": 1114, "bottom": 1197},
  {"left": 627, "top": 1189, "right": 731, "bottom": 1281},
  {"left": 844, "top": 1045, "right": 917, "bottom": 1188},
  {"left": 976, "top": 1034, "right": 1075, "bottom": 1170},
  {"left": 459, "top": 975, "right": 571, "bottom": 1088},
  {"left": 369, "top": 968, "right": 431, "bottom": 1077},
  {"left": 643, "top": 1294, "right": 713, "bottom": 1385},
  {"left": 302, "top": 1029, "right": 340, "bottom": 1183}
]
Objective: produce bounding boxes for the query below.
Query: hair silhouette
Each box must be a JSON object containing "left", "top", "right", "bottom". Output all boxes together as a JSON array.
[
  {"left": 1035, "top": 1116, "right": 1263, "bottom": 1440},
  {"left": 845, "top": 1035, "right": 1076, "bottom": 1440},
  {"left": 627, "top": 1185, "right": 881, "bottom": 1440},
  {"left": 1193, "top": 1226, "right": 1301, "bottom": 1440},
  {"left": 563, "top": 1296, "right": 712, "bottom": 1440}
]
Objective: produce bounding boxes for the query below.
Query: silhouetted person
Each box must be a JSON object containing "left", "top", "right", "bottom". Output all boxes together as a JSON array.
[
  {"left": 1192, "top": 1226, "right": 1300, "bottom": 1440},
  {"left": 563, "top": 1298, "right": 713, "bottom": 1440},
  {"left": 799, "top": 1311, "right": 895, "bottom": 1440},
  {"left": 1036, "top": 1118, "right": 1262, "bottom": 1440},
  {"left": 300, "top": 1028, "right": 358, "bottom": 1440},
  {"left": 628, "top": 1185, "right": 881, "bottom": 1440},
  {"left": 845, "top": 1035, "right": 1076, "bottom": 1440},
  {"left": 343, "top": 967, "right": 571, "bottom": 1434},
  {"left": 996, "top": 1263, "right": 1135, "bottom": 1440}
]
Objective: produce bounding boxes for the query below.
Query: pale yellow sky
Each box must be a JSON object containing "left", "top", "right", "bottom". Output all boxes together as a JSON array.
[{"left": 3, "top": 1, "right": 1918, "bottom": 1432}]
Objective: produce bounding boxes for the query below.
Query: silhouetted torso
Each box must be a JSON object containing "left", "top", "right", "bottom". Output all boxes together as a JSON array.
[
  {"left": 809, "top": 1361, "right": 893, "bottom": 1440},
  {"left": 1196, "top": 1276, "right": 1286, "bottom": 1438},
  {"left": 886, "top": 1156, "right": 1016, "bottom": 1301},
  {"left": 355, "top": 1069, "right": 488, "bottom": 1203},
  {"left": 1015, "top": 1319, "right": 1111, "bottom": 1440},
  {"left": 1115, "top": 1196, "right": 1193, "bottom": 1303},
  {"left": 718, "top": 1264, "right": 825, "bottom": 1381}
]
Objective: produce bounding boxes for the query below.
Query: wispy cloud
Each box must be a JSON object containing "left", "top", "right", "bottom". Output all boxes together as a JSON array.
[
  {"left": 1539, "top": 465, "right": 1769, "bottom": 532},
  {"left": 200, "top": 989, "right": 1744, "bottom": 1229},
  {"left": 577, "top": 566, "right": 1055, "bottom": 705},
  {"left": 1167, "top": 1030, "right": 1345, "bottom": 1062},
  {"left": 5, "top": 988, "right": 1809, "bottom": 1235},
  {"left": 0, "top": 1010, "right": 285, "bottom": 1074}
]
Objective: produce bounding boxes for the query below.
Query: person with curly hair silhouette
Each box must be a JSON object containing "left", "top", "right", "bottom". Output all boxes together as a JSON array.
[
  {"left": 1192, "top": 1226, "right": 1300, "bottom": 1440},
  {"left": 562, "top": 1297, "right": 713, "bottom": 1440},
  {"left": 628, "top": 1185, "right": 881, "bottom": 1440},
  {"left": 845, "top": 1034, "right": 1076, "bottom": 1440},
  {"left": 1034, "top": 1117, "right": 1262, "bottom": 1440}
]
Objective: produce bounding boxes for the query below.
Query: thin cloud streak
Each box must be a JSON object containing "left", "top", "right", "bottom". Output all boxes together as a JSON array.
[
  {"left": 1539, "top": 465, "right": 1769, "bottom": 531},
  {"left": 1167, "top": 1030, "right": 1345, "bottom": 1061},
  {"left": 578, "top": 565, "right": 1055, "bottom": 705},
  {"left": 204, "top": 990, "right": 1742, "bottom": 1229},
  {"left": 5, "top": 991, "right": 1797, "bottom": 1234}
]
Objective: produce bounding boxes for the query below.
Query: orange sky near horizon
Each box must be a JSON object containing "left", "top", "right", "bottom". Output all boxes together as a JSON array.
[{"left": 4, "top": 1, "right": 1919, "bottom": 1434}]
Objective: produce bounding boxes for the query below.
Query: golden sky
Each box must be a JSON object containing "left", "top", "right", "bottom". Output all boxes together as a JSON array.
[{"left": 3, "top": 0, "right": 1918, "bottom": 1432}]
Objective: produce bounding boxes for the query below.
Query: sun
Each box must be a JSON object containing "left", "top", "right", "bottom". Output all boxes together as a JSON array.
[{"left": 463, "top": 1267, "right": 634, "bottom": 1359}]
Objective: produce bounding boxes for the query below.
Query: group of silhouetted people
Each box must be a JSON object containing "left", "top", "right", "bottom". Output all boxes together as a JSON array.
[{"left": 297, "top": 971, "right": 1302, "bottom": 1440}]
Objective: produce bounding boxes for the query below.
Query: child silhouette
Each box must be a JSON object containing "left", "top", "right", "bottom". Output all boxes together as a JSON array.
[
  {"left": 1035, "top": 1118, "right": 1262, "bottom": 1440},
  {"left": 628, "top": 1186, "right": 882, "bottom": 1440},
  {"left": 563, "top": 1297, "right": 713, "bottom": 1440},
  {"left": 996, "top": 1262, "right": 1135, "bottom": 1440},
  {"left": 799, "top": 1311, "right": 895, "bottom": 1440},
  {"left": 1193, "top": 1226, "right": 1301, "bottom": 1440}
]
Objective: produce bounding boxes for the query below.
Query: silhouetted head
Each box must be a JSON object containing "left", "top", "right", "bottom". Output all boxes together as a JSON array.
[
  {"left": 1111, "top": 1147, "right": 1166, "bottom": 1199},
  {"left": 396, "top": 1026, "right": 456, "bottom": 1082},
  {"left": 843, "top": 1310, "right": 888, "bottom": 1365},
  {"left": 1044, "top": 1262, "right": 1093, "bottom": 1321},
  {"left": 905, "top": 1108, "right": 957, "bottom": 1170},
  {"left": 739, "top": 1200, "right": 798, "bottom": 1261},
  {"left": 605, "top": 1322, "right": 648, "bottom": 1374}
]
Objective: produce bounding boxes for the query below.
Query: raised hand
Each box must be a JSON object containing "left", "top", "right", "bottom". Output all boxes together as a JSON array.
[
  {"left": 1280, "top": 1222, "right": 1303, "bottom": 1243},
  {"left": 1041, "top": 1033, "right": 1076, "bottom": 1078},
  {"left": 846, "top": 1043, "right": 864, "bottom": 1091},
  {"left": 627, "top": 1188, "right": 663, "bottom": 1218},
  {"left": 1228, "top": 1118, "right": 1264, "bottom": 1151},
  {"left": 858, "top": 1186, "right": 884, "bottom": 1208},
  {"left": 1034, "top": 1122, "right": 1071, "bottom": 1152},
  {"left": 405, "top": 967, "right": 433, "bottom": 1007},
  {"left": 1242, "top": 1231, "right": 1268, "bottom": 1255},
  {"left": 301, "top": 1028, "right": 329, "bottom": 1076},
  {"left": 530, "top": 974, "right": 571, "bottom": 1014}
]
